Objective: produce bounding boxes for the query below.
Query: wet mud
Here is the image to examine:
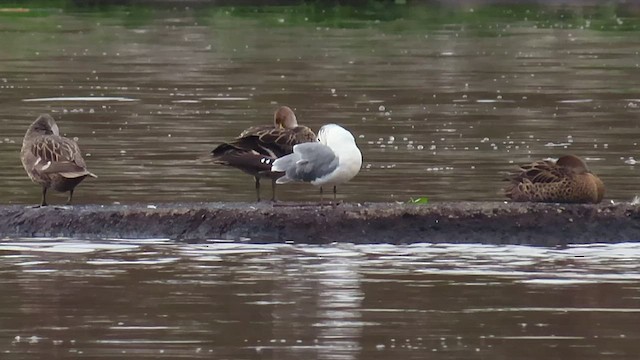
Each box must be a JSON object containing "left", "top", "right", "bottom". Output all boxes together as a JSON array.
[{"left": 1, "top": 202, "right": 639, "bottom": 245}]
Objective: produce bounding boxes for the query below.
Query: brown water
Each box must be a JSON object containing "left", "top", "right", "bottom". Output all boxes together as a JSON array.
[
  {"left": 1, "top": 239, "right": 639, "bottom": 359},
  {"left": 1, "top": 6, "right": 639, "bottom": 205}
]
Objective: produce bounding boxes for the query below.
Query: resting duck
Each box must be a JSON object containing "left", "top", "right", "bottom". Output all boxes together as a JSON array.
[
  {"left": 211, "top": 106, "right": 316, "bottom": 201},
  {"left": 504, "top": 155, "right": 604, "bottom": 204},
  {"left": 21, "top": 114, "right": 97, "bottom": 207}
]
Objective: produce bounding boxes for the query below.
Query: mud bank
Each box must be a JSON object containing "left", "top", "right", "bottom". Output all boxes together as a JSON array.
[{"left": 1, "top": 202, "right": 639, "bottom": 245}]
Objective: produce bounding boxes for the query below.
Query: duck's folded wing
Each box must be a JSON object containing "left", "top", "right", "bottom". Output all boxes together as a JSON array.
[
  {"left": 229, "top": 127, "right": 311, "bottom": 158},
  {"left": 238, "top": 125, "right": 273, "bottom": 138},
  {"left": 212, "top": 126, "right": 317, "bottom": 172},
  {"left": 211, "top": 146, "right": 275, "bottom": 174},
  {"left": 256, "top": 127, "right": 302, "bottom": 156},
  {"left": 31, "top": 136, "right": 96, "bottom": 178},
  {"left": 508, "top": 160, "right": 564, "bottom": 184}
]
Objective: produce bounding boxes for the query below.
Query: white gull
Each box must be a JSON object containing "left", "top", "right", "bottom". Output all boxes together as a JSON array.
[{"left": 271, "top": 123, "right": 362, "bottom": 203}]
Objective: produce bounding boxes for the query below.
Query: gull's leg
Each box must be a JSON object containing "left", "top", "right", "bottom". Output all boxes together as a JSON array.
[
  {"left": 319, "top": 186, "right": 324, "bottom": 206},
  {"left": 254, "top": 176, "right": 261, "bottom": 202},
  {"left": 333, "top": 186, "right": 337, "bottom": 207}
]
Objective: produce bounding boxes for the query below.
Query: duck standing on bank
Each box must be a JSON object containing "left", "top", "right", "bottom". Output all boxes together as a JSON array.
[
  {"left": 21, "top": 114, "right": 97, "bottom": 207},
  {"left": 210, "top": 106, "right": 316, "bottom": 202},
  {"left": 504, "top": 155, "right": 604, "bottom": 204},
  {"left": 271, "top": 123, "right": 362, "bottom": 204}
]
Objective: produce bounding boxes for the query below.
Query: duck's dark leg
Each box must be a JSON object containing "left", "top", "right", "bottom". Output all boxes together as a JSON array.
[
  {"left": 254, "top": 176, "right": 261, "bottom": 202},
  {"left": 66, "top": 189, "right": 74, "bottom": 205},
  {"left": 271, "top": 179, "right": 277, "bottom": 202},
  {"left": 40, "top": 186, "right": 48, "bottom": 207}
]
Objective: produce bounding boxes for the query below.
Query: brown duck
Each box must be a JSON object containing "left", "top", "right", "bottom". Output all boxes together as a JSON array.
[
  {"left": 21, "top": 114, "right": 97, "bottom": 206},
  {"left": 211, "top": 106, "right": 316, "bottom": 201},
  {"left": 504, "top": 155, "right": 604, "bottom": 204}
]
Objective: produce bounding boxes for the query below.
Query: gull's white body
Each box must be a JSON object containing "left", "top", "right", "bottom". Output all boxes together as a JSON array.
[{"left": 271, "top": 124, "right": 362, "bottom": 187}]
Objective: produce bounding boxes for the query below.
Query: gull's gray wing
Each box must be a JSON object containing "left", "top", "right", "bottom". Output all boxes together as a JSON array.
[{"left": 272, "top": 142, "right": 339, "bottom": 184}]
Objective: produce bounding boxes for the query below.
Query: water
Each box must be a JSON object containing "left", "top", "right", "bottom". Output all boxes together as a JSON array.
[
  {"left": 1, "top": 239, "right": 639, "bottom": 359},
  {"left": 1, "top": 4, "right": 640, "bottom": 205}
]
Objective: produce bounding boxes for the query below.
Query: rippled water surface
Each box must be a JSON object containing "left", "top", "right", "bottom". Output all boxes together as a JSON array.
[
  {"left": 1, "top": 4, "right": 640, "bottom": 204},
  {"left": 0, "top": 239, "right": 639, "bottom": 359}
]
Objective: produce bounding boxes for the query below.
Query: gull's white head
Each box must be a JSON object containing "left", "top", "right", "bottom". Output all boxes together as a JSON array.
[{"left": 317, "top": 124, "right": 356, "bottom": 149}]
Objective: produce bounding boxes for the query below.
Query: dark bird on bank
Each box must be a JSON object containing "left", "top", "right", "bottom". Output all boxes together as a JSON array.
[
  {"left": 504, "top": 155, "right": 604, "bottom": 204},
  {"left": 21, "top": 114, "right": 97, "bottom": 207},
  {"left": 210, "top": 106, "right": 316, "bottom": 202}
]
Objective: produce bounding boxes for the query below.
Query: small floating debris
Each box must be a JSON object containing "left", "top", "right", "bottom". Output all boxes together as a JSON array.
[
  {"left": 147, "top": 205, "right": 157, "bottom": 209},
  {"left": 557, "top": 99, "right": 593, "bottom": 103},
  {"left": 544, "top": 142, "right": 571, "bottom": 147},
  {"left": 355, "top": 99, "right": 385, "bottom": 106},
  {"left": 23, "top": 97, "right": 138, "bottom": 102},
  {"left": 475, "top": 99, "right": 515, "bottom": 103},
  {"left": 172, "top": 100, "right": 201, "bottom": 104},
  {"left": 624, "top": 157, "right": 637, "bottom": 165},
  {"left": 426, "top": 166, "right": 454, "bottom": 171},
  {"left": 200, "top": 97, "right": 249, "bottom": 101}
]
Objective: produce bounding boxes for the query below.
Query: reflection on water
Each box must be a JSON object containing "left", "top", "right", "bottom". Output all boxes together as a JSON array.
[
  {"left": 0, "top": 239, "right": 639, "bottom": 359},
  {"left": 0, "top": 5, "right": 640, "bottom": 205}
]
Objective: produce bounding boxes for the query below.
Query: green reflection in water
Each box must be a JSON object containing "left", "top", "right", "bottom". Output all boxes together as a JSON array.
[{"left": 0, "top": 1, "right": 639, "bottom": 33}]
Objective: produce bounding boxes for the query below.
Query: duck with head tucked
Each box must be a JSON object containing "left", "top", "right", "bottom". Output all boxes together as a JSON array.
[
  {"left": 504, "top": 155, "right": 604, "bottom": 204},
  {"left": 21, "top": 114, "right": 97, "bottom": 207},
  {"left": 210, "top": 106, "right": 316, "bottom": 202}
]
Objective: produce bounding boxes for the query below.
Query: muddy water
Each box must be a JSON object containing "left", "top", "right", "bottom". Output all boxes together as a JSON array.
[
  {"left": 0, "top": 240, "right": 638, "bottom": 359},
  {"left": 0, "top": 6, "right": 639, "bottom": 205}
]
